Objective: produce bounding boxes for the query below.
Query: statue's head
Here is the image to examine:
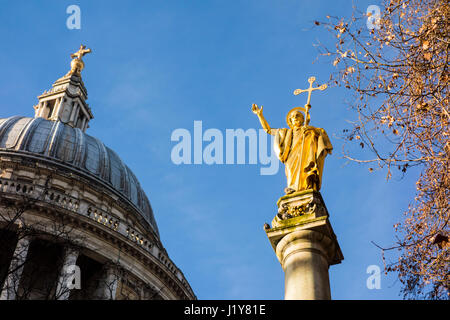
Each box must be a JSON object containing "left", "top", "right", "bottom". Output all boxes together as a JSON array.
[
  {"left": 286, "top": 107, "right": 309, "bottom": 128},
  {"left": 289, "top": 111, "right": 304, "bottom": 128}
]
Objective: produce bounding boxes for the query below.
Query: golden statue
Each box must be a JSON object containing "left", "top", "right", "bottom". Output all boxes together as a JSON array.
[
  {"left": 67, "top": 45, "right": 92, "bottom": 76},
  {"left": 252, "top": 77, "right": 332, "bottom": 194}
]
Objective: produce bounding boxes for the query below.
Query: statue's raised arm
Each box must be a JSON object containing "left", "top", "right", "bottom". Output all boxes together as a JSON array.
[{"left": 252, "top": 103, "right": 274, "bottom": 135}]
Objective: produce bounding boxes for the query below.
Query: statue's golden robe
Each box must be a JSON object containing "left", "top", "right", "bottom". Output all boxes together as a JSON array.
[{"left": 270, "top": 126, "right": 333, "bottom": 191}]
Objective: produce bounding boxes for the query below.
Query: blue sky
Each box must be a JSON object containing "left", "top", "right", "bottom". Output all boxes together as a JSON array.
[{"left": 0, "top": 0, "right": 419, "bottom": 299}]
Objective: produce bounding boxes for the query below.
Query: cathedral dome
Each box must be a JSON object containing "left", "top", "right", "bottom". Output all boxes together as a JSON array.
[
  {"left": 0, "top": 46, "right": 195, "bottom": 300},
  {"left": 0, "top": 115, "right": 159, "bottom": 237}
]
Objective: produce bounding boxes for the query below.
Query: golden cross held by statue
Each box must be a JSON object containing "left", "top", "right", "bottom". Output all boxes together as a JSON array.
[{"left": 293, "top": 76, "right": 327, "bottom": 107}]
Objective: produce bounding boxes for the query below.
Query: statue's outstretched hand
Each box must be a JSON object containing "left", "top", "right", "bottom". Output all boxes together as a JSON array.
[{"left": 252, "top": 103, "right": 263, "bottom": 116}]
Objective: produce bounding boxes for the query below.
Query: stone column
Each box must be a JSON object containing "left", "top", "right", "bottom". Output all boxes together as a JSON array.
[
  {"left": 52, "top": 97, "right": 63, "bottom": 120},
  {"left": 34, "top": 105, "right": 40, "bottom": 117},
  {"left": 80, "top": 116, "right": 87, "bottom": 132},
  {"left": 0, "top": 236, "right": 32, "bottom": 300},
  {"left": 83, "top": 120, "right": 89, "bottom": 132},
  {"left": 276, "top": 230, "right": 334, "bottom": 300},
  {"left": 38, "top": 101, "right": 48, "bottom": 117},
  {"left": 94, "top": 266, "right": 119, "bottom": 300},
  {"left": 73, "top": 104, "right": 81, "bottom": 127},
  {"left": 55, "top": 248, "right": 79, "bottom": 300},
  {"left": 69, "top": 102, "right": 78, "bottom": 125},
  {"left": 265, "top": 191, "right": 343, "bottom": 300},
  {"left": 49, "top": 98, "right": 57, "bottom": 119}
]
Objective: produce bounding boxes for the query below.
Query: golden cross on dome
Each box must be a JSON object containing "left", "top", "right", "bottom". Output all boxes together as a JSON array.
[
  {"left": 67, "top": 44, "right": 92, "bottom": 76},
  {"left": 71, "top": 45, "right": 92, "bottom": 60}
]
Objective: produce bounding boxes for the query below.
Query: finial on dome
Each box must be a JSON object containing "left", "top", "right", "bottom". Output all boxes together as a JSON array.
[
  {"left": 34, "top": 45, "right": 94, "bottom": 132},
  {"left": 67, "top": 44, "right": 92, "bottom": 76}
]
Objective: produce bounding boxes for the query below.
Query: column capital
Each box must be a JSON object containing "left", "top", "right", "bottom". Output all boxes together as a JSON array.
[{"left": 276, "top": 229, "right": 336, "bottom": 268}]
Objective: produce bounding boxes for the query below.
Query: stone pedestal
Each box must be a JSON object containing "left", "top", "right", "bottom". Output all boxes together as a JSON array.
[{"left": 265, "top": 190, "right": 343, "bottom": 300}]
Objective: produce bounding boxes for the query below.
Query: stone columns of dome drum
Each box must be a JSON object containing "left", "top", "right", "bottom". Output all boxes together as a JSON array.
[
  {"left": 0, "top": 236, "right": 32, "bottom": 300},
  {"left": 55, "top": 247, "right": 80, "bottom": 300},
  {"left": 93, "top": 266, "right": 119, "bottom": 300}
]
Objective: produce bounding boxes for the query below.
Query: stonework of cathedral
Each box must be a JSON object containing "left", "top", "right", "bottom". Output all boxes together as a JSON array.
[{"left": 0, "top": 52, "right": 196, "bottom": 300}]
